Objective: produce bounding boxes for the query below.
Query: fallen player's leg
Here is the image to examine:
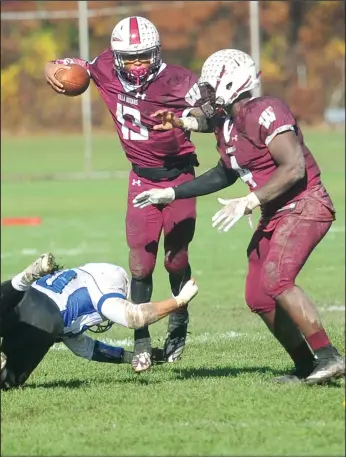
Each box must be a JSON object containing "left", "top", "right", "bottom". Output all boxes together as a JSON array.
[
  {"left": 1, "top": 254, "right": 61, "bottom": 389},
  {"left": 1, "top": 253, "right": 58, "bottom": 384}
]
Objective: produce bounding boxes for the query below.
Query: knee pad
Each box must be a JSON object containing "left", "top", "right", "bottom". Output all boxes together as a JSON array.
[
  {"left": 129, "top": 248, "right": 156, "bottom": 280},
  {"left": 164, "top": 248, "right": 189, "bottom": 274}
]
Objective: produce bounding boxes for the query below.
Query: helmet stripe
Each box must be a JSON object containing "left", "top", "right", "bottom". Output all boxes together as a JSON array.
[{"left": 129, "top": 17, "right": 141, "bottom": 45}]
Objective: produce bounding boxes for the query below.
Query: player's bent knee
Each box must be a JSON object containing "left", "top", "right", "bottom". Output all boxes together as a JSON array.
[
  {"left": 164, "top": 249, "right": 188, "bottom": 274},
  {"left": 245, "top": 282, "right": 276, "bottom": 315},
  {"left": 129, "top": 249, "right": 156, "bottom": 280},
  {"left": 261, "top": 262, "right": 295, "bottom": 299}
]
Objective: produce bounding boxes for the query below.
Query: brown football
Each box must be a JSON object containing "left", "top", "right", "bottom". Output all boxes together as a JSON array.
[{"left": 54, "top": 64, "right": 90, "bottom": 96}]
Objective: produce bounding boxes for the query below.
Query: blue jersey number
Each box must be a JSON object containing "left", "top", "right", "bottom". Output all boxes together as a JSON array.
[{"left": 36, "top": 269, "right": 77, "bottom": 294}]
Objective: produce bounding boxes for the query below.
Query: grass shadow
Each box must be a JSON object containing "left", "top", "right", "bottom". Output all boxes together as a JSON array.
[
  {"left": 171, "top": 365, "right": 285, "bottom": 380},
  {"left": 170, "top": 366, "right": 345, "bottom": 387},
  {"left": 23, "top": 379, "right": 91, "bottom": 390},
  {"left": 23, "top": 373, "right": 164, "bottom": 390}
]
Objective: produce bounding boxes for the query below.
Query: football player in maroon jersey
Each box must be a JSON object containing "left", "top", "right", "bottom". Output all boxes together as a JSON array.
[
  {"left": 44, "top": 17, "right": 205, "bottom": 373},
  {"left": 133, "top": 49, "right": 345, "bottom": 385}
]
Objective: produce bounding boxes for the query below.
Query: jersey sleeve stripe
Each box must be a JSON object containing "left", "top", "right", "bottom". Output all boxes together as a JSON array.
[
  {"left": 265, "top": 125, "right": 295, "bottom": 146},
  {"left": 97, "top": 292, "right": 126, "bottom": 314}
]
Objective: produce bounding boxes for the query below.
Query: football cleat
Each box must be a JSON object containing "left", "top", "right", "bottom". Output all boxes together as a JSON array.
[
  {"left": 22, "top": 253, "right": 59, "bottom": 286},
  {"left": 132, "top": 339, "right": 152, "bottom": 373},
  {"left": 163, "top": 310, "right": 189, "bottom": 363},
  {"left": 131, "top": 351, "right": 152, "bottom": 373},
  {"left": 305, "top": 353, "right": 345, "bottom": 385},
  {"left": 273, "top": 361, "right": 315, "bottom": 384},
  {"left": 151, "top": 347, "right": 165, "bottom": 364}
]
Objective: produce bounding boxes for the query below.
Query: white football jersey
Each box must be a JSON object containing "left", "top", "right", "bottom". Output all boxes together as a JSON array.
[{"left": 32, "top": 263, "right": 129, "bottom": 336}]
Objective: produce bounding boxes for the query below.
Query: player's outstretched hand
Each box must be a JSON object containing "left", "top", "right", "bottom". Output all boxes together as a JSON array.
[
  {"left": 44, "top": 62, "right": 71, "bottom": 93},
  {"left": 212, "top": 194, "right": 260, "bottom": 232},
  {"left": 176, "top": 278, "right": 198, "bottom": 306},
  {"left": 150, "top": 109, "right": 183, "bottom": 130},
  {"left": 133, "top": 187, "right": 176, "bottom": 208}
]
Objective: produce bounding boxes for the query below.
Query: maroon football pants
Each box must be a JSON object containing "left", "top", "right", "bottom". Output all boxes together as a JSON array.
[
  {"left": 245, "top": 197, "right": 334, "bottom": 314},
  {"left": 126, "top": 170, "right": 196, "bottom": 280}
]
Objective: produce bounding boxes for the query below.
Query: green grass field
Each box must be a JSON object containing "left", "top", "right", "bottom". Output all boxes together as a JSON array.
[{"left": 1, "top": 130, "right": 345, "bottom": 456}]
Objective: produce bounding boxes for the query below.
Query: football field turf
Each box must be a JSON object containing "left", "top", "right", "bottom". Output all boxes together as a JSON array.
[{"left": 1, "top": 130, "right": 345, "bottom": 456}]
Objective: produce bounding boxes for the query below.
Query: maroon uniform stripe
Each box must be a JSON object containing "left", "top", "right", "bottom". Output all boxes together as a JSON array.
[{"left": 129, "top": 17, "right": 141, "bottom": 45}]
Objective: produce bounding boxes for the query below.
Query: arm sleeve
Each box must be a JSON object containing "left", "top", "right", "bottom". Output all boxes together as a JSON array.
[
  {"left": 96, "top": 294, "right": 130, "bottom": 328},
  {"left": 174, "top": 160, "right": 238, "bottom": 200}
]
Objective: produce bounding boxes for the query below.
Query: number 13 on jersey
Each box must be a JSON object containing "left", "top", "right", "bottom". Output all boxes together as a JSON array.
[{"left": 116, "top": 103, "right": 149, "bottom": 140}]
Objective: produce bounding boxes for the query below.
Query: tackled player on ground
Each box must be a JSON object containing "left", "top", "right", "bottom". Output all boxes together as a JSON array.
[{"left": 0, "top": 254, "right": 198, "bottom": 389}]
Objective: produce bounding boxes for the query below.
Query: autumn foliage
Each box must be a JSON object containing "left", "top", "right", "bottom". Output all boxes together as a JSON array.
[{"left": 1, "top": 0, "right": 345, "bottom": 133}]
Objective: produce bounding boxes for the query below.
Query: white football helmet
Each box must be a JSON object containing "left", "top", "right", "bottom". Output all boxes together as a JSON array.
[
  {"left": 199, "top": 49, "right": 260, "bottom": 107},
  {"left": 110, "top": 16, "right": 162, "bottom": 87}
]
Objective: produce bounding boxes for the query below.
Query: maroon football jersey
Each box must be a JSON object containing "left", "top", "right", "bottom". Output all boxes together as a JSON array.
[
  {"left": 215, "top": 96, "right": 323, "bottom": 215},
  {"left": 56, "top": 49, "right": 200, "bottom": 167}
]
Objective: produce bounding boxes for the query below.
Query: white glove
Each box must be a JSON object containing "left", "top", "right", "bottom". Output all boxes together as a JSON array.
[
  {"left": 175, "top": 278, "right": 198, "bottom": 307},
  {"left": 133, "top": 187, "right": 175, "bottom": 209},
  {"left": 212, "top": 193, "right": 261, "bottom": 232}
]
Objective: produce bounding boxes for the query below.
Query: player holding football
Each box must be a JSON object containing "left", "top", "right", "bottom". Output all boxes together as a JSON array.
[
  {"left": 44, "top": 17, "right": 205, "bottom": 372},
  {"left": 0, "top": 253, "right": 198, "bottom": 389},
  {"left": 133, "top": 49, "right": 345, "bottom": 385}
]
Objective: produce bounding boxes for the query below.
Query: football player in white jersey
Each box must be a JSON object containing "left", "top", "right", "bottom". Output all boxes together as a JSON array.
[{"left": 0, "top": 253, "right": 198, "bottom": 389}]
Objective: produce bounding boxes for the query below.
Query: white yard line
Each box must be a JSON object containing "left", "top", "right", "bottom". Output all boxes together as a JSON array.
[
  {"left": 320, "top": 305, "right": 345, "bottom": 312},
  {"left": 1, "top": 245, "right": 109, "bottom": 260},
  {"left": 52, "top": 331, "right": 243, "bottom": 351}
]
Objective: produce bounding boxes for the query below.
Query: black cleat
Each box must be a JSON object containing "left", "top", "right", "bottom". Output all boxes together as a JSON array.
[
  {"left": 305, "top": 353, "right": 345, "bottom": 385},
  {"left": 151, "top": 347, "right": 166, "bottom": 365},
  {"left": 163, "top": 310, "right": 189, "bottom": 363},
  {"left": 273, "top": 361, "right": 315, "bottom": 384}
]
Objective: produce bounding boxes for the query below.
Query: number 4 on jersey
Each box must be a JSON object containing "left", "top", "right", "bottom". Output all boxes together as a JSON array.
[{"left": 259, "top": 106, "right": 276, "bottom": 129}]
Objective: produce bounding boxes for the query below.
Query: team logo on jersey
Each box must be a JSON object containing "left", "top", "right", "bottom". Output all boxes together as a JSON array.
[
  {"left": 226, "top": 146, "right": 236, "bottom": 155},
  {"left": 259, "top": 106, "right": 276, "bottom": 129},
  {"left": 135, "top": 92, "right": 147, "bottom": 100},
  {"left": 132, "top": 179, "right": 141, "bottom": 186}
]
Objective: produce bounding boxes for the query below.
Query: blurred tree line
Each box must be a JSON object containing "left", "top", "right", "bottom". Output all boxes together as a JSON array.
[{"left": 1, "top": 0, "right": 345, "bottom": 133}]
